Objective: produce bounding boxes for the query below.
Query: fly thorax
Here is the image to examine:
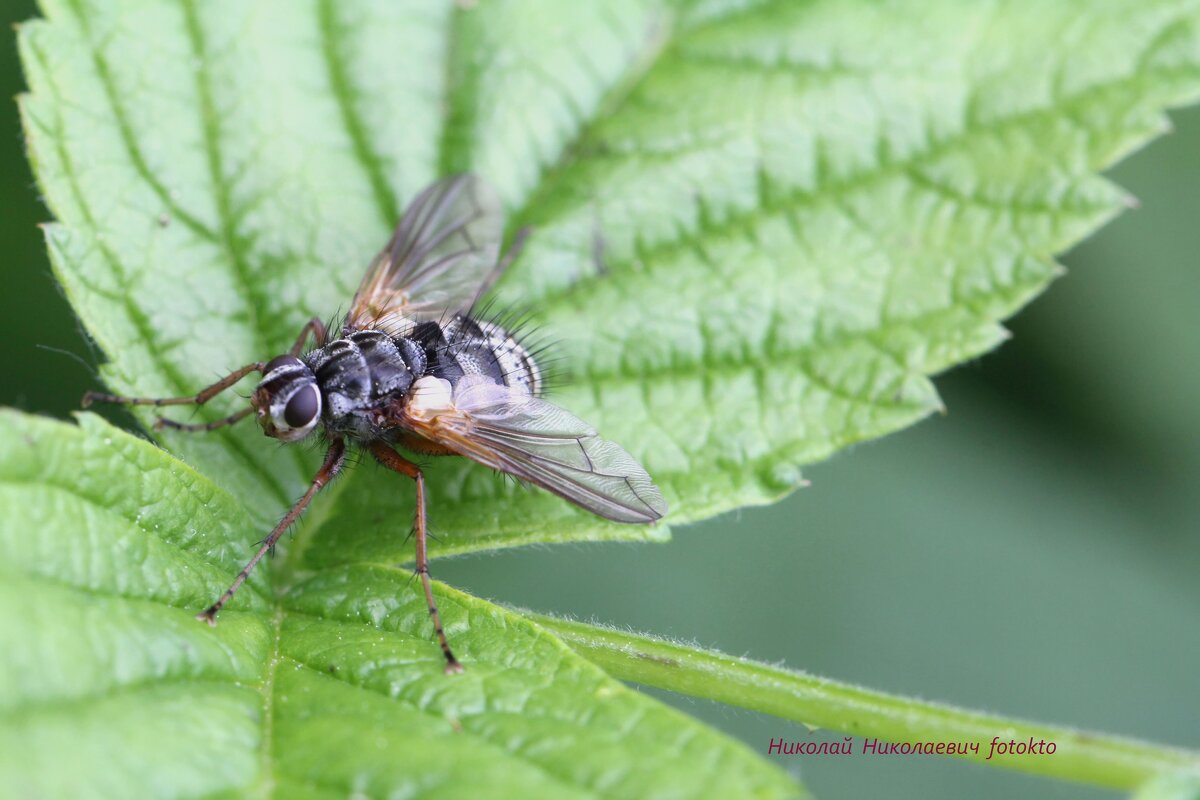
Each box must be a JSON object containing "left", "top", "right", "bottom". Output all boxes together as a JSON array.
[{"left": 306, "top": 331, "right": 422, "bottom": 420}]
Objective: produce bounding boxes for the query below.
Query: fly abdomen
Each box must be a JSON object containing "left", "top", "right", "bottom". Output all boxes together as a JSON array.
[
  {"left": 410, "top": 321, "right": 467, "bottom": 385},
  {"left": 475, "top": 318, "right": 542, "bottom": 397},
  {"left": 416, "top": 315, "right": 543, "bottom": 397}
]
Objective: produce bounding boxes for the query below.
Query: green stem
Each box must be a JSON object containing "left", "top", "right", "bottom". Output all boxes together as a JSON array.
[{"left": 521, "top": 611, "right": 1199, "bottom": 791}]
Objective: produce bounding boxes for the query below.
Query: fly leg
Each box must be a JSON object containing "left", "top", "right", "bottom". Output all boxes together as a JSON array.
[
  {"left": 82, "top": 361, "right": 265, "bottom": 431},
  {"left": 155, "top": 406, "right": 254, "bottom": 433},
  {"left": 290, "top": 317, "right": 329, "bottom": 355},
  {"left": 367, "top": 441, "right": 463, "bottom": 674},
  {"left": 197, "top": 437, "right": 347, "bottom": 624},
  {"left": 81, "top": 317, "right": 327, "bottom": 431}
]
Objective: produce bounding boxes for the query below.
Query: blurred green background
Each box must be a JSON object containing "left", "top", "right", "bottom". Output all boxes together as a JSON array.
[{"left": 2, "top": 1, "right": 1197, "bottom": 797}]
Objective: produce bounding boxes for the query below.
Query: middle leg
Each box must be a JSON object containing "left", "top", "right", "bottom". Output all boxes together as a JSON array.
[
  {"left": 367, "top": 441, "right": 462, "bottom": 674},
  {"left": 290, "top": 316, "right": 330, "bottom": 356}
]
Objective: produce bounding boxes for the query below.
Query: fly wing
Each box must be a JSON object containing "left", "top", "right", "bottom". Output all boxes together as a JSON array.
[
  {"left": 402, "top": 376, "right": 667, "bottom": 524},
  {"left": 346, "top": 174, "right": 506, "bottom": 331}
]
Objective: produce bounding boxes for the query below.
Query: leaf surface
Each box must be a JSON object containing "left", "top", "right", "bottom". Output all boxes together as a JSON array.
[
  {"left": 12, "top": 0, "right": 1200, "bottom": 796},
  {"left": 19, "top": 0, "right": 1200, "bottom": 558},
  {"left": 0, "top": 410, "right": 801, "bottom": 799}
]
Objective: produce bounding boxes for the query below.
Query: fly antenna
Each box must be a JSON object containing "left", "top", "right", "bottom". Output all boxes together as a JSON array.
[{"left": 36, "top": 343, "right": 101, "bottom": 381}]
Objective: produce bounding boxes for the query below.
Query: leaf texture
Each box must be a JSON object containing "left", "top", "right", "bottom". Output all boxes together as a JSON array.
[{"left": 0, "top": 410, "right": 802, "bottom": 799}]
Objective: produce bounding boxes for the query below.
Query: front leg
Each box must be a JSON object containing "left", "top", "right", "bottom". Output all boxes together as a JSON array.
[
  {"left": 82, "top": 317, "right": 328, "bottom": 432},
  {"left": 82, "top": 361, "right": 265, "bottom": 410},
  {"left": 198, "top": 437, "right": 347, "bottom": 622},
  {"left": 368, "top": 441, "right": 463, "bottom": 674},
  {"left": 82, "top": 361, "right": 265, "bottom": 433}
]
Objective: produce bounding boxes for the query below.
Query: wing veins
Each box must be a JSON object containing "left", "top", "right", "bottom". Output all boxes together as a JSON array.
[
  {"left": 347, "top": 174, "right": 506, "bottom": 325},
  {"left": 399, "top": 379, "right": 667, "bottom": 523}
]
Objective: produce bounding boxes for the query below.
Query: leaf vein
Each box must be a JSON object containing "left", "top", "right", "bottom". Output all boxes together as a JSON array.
[
  {"left": 281, "top": 653, "right": 606, "bottom": 799},
  {"left": 21, "top": 30, "right": 285, "bottom": 507},
  {"left": 529, "top": 54, "right": 1195, "bottom": 305},
  {"left": 61, "top": 0, "right": 220, "bottom": 243},
  {"left": 178, "top": 0, "right": 309, "bottom": 498},
  {"left": 316, "top": 0, "right": 400, "bottom": 230}
]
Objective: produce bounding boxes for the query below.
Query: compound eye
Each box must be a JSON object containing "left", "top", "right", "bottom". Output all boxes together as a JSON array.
[
  {"left": 283, "top": 385, "right": 320, "bottom": 429},
  {"left": 265, "top": 354, "right": 303, "bottom": 375}
]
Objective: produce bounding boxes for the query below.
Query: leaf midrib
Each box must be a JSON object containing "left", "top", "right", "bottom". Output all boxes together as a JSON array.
[
  {"left": 255, "top": 607, "right": 283, "bottom": 800},
  {"left": 316, "top": 0, "right": 401, "bottom": 231}
]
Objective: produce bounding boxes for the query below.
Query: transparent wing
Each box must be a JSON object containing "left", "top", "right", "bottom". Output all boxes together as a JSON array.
[
  {"left": 346, "top": 174, "right": 506, "bottom": 330},
  {"left": 402, "top": 376, "right": 667, "bottom": 524}
]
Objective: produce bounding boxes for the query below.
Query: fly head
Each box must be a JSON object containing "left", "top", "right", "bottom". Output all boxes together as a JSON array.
[{"left": 252, "top": 354, "right": 322, "bottom": 442}]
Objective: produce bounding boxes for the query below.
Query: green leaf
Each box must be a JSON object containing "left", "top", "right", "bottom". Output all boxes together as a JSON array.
[
  {"left": 19, "top": 0, "right": 1200, "bottom": 559},
  {"left": 12, "top": 0, "right": 1200, "bottom": 796},
  {"left": 0, "top": 409, "right": 802, "bottom": 799}
]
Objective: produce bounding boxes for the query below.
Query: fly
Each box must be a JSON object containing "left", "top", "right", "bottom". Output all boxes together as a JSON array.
[{"left": 83, "top": 174, "right": 667, "bottom": 673}]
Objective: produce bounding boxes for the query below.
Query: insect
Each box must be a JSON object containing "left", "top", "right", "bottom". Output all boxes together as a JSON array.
[{"left": 84, "top": 174, "right": 667, "bottom": 673}]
